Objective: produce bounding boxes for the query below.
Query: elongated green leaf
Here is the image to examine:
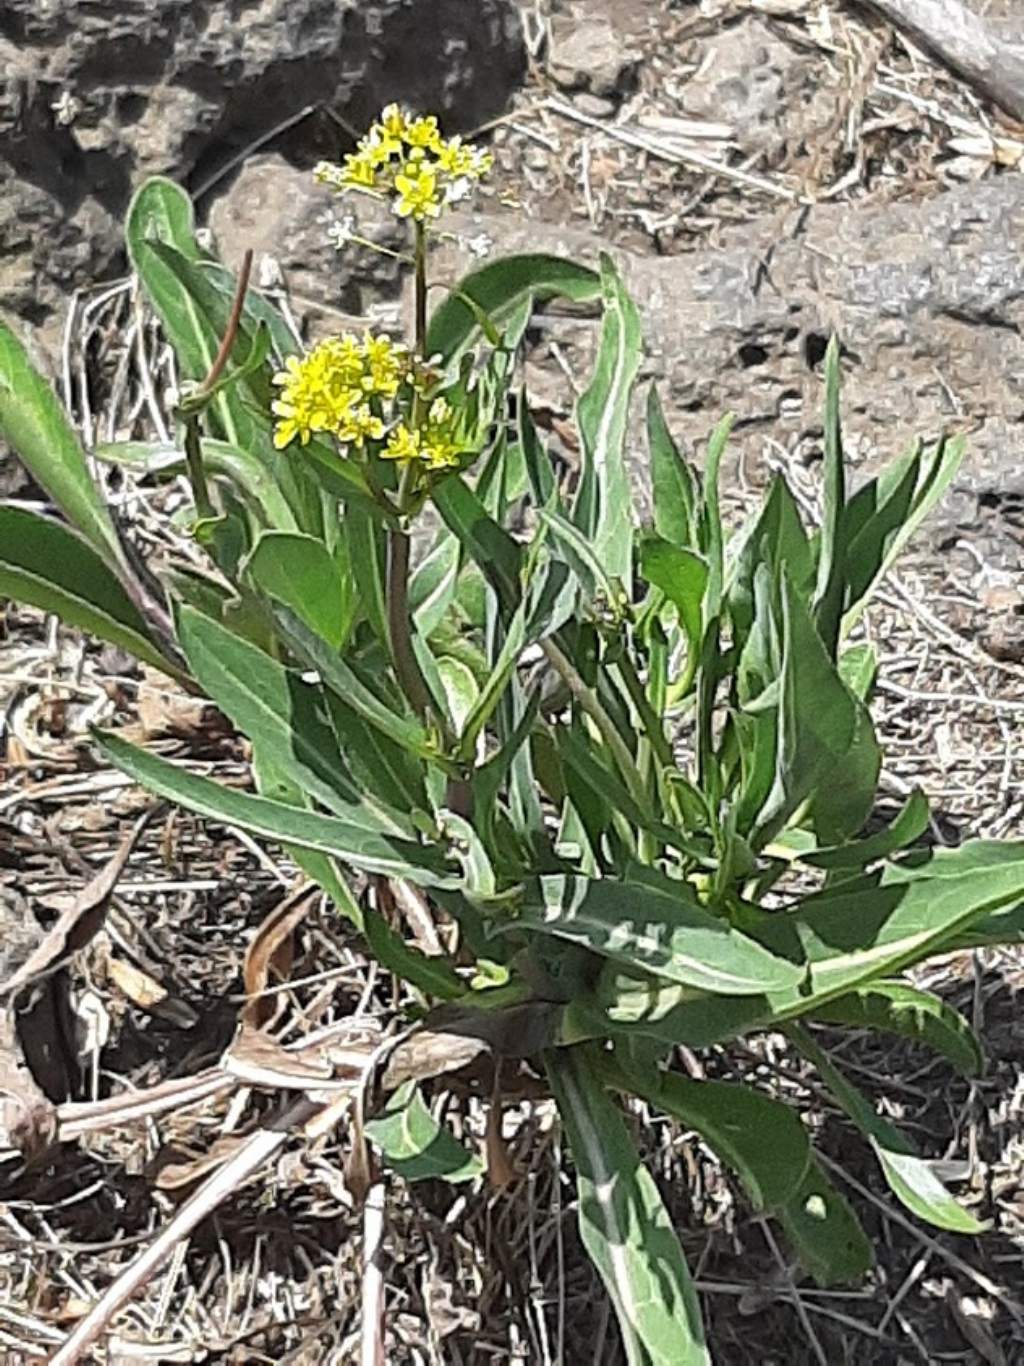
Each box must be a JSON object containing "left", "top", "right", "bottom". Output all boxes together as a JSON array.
[
  {"left": 363, "top": 910, "right": 463, "bottom": 1000},
  {"left": 640, "top": 535, "right": 708, "bottom": 666},
  {"left": 612, "top": 1063, "right": 810, "bottom": 1213},
  {"left": 578, "top": 841, "right": 1024, "bottom": 1052},
  {"left": 949, "top": 899, "right": 1024, "bottom": 950},
  {"left": 176, "top": 605, "right": 405, "bottom": 831},
  {"left": 802, "top": 790, "right": 930, "bottom": 872},
  {"left": 427, "top": 255, "right": 600, "bottom": 365},
  {"left": 572, "top": 254, "right": 640, "bottom": 592},
  {"left": 727, "top": 475, "right": 813, "bottom": 650},
  {"left": 754, "top": 840, "right": 1024, "bottom": 1020},
  {"left": 518, "top": 391, "right": 558, "bottom": 508},
  {"left": 0, "top": 506, "right": 183, "bottom": 680},
  {"left": 251, "top": 747, "right": 363, "bottom": 928},
  {"left": 410, "top": 529, "right": 461, "bottom": 637},
  {"left": 94, "top": 728, "right": 457, "bottom": 887},
  {"left": 366, "top": 1081, "right": 482, "bottom": 1182},
  {"left": 125, "top": 175, "right": 202, "bottom": 265},
  {"left": 0, "top": 323, "right": 122, "bottom": 561},
  {"left": 93, "top": 438, "right": 298, "bottom": 530},
  {"left": 812, "top": 981, "right": 983, "bottom": 1077},
  {"left": 792, "top": 1026, "right": 986, "bottom": 1234},
  {"left": 778, "top": 1156, "right": 873, "bottom": 1286},
  {"left": 432, "top": 473, "right": 522, "bottom": 610},
  {"left": 841, "top": 436, "right": 964, "bottom": 634},
  {"left": 272, "top": 606, "right": 438, "bottom": 762},
  {"left": 508, "top": 875, "right": 805, "bottom": 995},
  {"left": 246, "top": 530, "right": 353, "bottom": 650},
  {"left": 647, "top": 385, "right": 699, "bottom": 550},
  {"left": 814, "top": 336, "right": 846, "bottom": 655},
  {"left": 757, "top": 569, "right": 879, "bottom": 848},
  {"left": 540, "top": 505, "right": 619, "bottom": 605},
  {"left": 546, "top": 1046, "right": 709, "bottom": 1366}
]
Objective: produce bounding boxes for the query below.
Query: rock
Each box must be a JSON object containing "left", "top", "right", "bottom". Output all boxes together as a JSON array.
[
  {"left": 571, "top": 92, "right": 618, "bottom": 121},
  {"left": 0, "top": 0, "right": 526, "bottom": 360},
  {"left": 679, "top": 17, "right": 837, "bottom": 160},
  {"left": 208, "top": 155, "right": 408, "bottom": 331},
  {"left": 549, "top": 13, "right": 640, "bottom": 99}
]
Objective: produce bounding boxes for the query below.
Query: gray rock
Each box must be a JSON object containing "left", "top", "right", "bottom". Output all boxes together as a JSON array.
[
  {"left": 679, "top": 17, "right": 837, "bottom": 159},
  {"left": 0, "top": 0, "right": 526, "bottom": 357},
  {"left": 549, "top": 13, "right": 640, "bottom": 99}
]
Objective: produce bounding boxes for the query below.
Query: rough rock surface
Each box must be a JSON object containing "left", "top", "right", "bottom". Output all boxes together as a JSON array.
[
  {"left": 211, "top": 159, "right": 1024, "bottom": 568},
  {"left": 0, "top": 0, "right": 525, "bottom": 353}
]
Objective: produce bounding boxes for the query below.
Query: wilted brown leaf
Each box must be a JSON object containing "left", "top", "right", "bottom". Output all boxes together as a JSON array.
[
  {"left": 0, "top": 812, "right": 150, "bottom": 1004},
  {"left": 240, "top": 884, "right": 317, "bottom": 1030}
]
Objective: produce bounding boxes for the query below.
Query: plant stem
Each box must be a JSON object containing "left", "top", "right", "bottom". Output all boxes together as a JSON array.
[
  {"left": 414, "top": 220, "right": 428, "bottom": 358},
  {"left": 541, "top": 637, "right": 650, "bottom": 814},
  {"left": 183, "top": 418, "right": 213, "bottom": 523},
  {"left": 385, "top": 221, "right": 440, "bottom": 730}
]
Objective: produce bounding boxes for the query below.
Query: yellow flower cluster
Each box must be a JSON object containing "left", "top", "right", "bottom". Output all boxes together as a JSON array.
[
  {"left": 383, "top": 398, "right": 462, "bottom": 471},
  {"left": 271, "top": 332, "right": 407, "bottom": 451},
  {"left": 271, "top": 333, "right": 464, "bottom": 471},
  {"left": 314, "top": 104, "right": 492, "bottom": 222}
]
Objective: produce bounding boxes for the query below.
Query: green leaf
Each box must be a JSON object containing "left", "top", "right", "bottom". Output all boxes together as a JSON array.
[
  {"left": 363, "top": 911, "right": 463, "bottom": 1001},
  {"left": 272, "top": 606, "right": 438, "bottom": 763},
  {"left": 791, "top": 1026, "right": 987, "bottom": 1234},
  {"left": 757, "top": 569, "right": 880, "bottom": 848},
  {"left": 410, "top": 529, "right": 461, "bottom": 638},
  {"left": 540, "top": 505, "right": 619, "bottom": 606},
  {"left": 777, "top": 1156, "right": 873, "bottom": 1286},
  {"left": 837, "top": 642, "right": 877, "bottom": 701},
  {"left": 813, "top": 336, "right": 846, "bottom": 656},
  {"left": 811, "top": 981, "right": 983, "bottom": 1078},
  {"left": 727, "top": 475, "right": 813, "bottom": 650},
  {"left": 754, "top": 840, "right": 1024, "bottom": 1019},
  {"left": 518, "top": 391, "right": 558, "bottom": 508},
  {"left": 366, "top": 1081, "right": 482, "bottom": 1183},
  {"left": 508, "top": 875, "right": 805, "bottom": 996},
  {"left": 613, "top": 1064, "right": 811, "bottom": 1213},
  {"left": 251, "top": 747, "right": 363, "bottom": 929},
  {"left": 0, "top": 506, "right": 183, "bottom": 681},
  {"left": 94, "top": 728, "right": 457, "bottom": 887},
  {"left": 437, "top": 656, "right": 479, "bottom": 735},
  {"left": 546, "top": 1046, "right": 709, "bottom": 1366},
  {"left": 647, "top": 385, "right": 699, "bottom": 549},
  {"left": 801, "top": 790, "right": 930, "bottom": 871},
  {"left": 246, "top": 530, "right": 353, "bottom": 650},
  {"left": 427, "top": 254, "right": 601, "bottom": 365},
  {"left": 432, "top": 473, "right": 522, "bottom": 611},
  {"left": 177, "top": 606, "right": 410, "bottom": 831},
  {"left": 572, "top": 254, "right": 641, "bottom": 593},
  {"left": 93, "top": 437, "right": 298, "bottom": 530},
  {"left": 841, "top": 436, "right": 964, "bottom": 634},
  {"left": 0, "top": 321, "right": 123, "bottom": 562},
  {"left": 640, "top": 535, "right": 708, "bottom": 667}
]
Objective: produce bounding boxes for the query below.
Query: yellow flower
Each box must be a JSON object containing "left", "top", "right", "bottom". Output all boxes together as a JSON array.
[
  {"left": 314, "top": 108, "right": 492, "bottom": 226},
  {"left": 405, "top": 114, "right": 442, "bottom": 151},
  {"left": 383, "top": 422, "right": 422, "bottom": 463},
  {"left": 394, "top": 164, "right": 443, "bottom": 220},
  {"left": 362, "top": 332, "right": 408, "bottom": 398},
  {"left": 341, "top": 149, "right": 378, "bottom": 190},
  {"left": 361, "top": 127, "right": 403, "bottom": 168},
  {"left": 378, "top": 103, "right": 408, "bottom": 140},
  {"left": 339, "top": 403, "right": 386, "bottom": 448}
]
